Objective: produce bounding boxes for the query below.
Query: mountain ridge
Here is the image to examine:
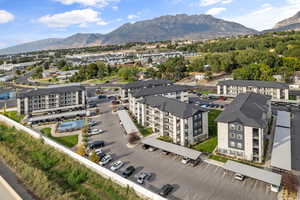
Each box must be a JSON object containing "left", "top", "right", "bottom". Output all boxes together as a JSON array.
[{"left": 0, "top": 14, "right": 259, "bottom": 55}]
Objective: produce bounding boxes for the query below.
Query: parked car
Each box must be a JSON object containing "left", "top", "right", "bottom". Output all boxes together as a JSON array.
[
  {"left": 112, "top": 100, "right": 120, "bottom": 105},
  {"left": 122, "top": 166, "right": 135, "bottom": 178},
  {"left": 88, "top": 141, "right": 105, "bottom": 150},
  {"left": 137, "top": 172, "right": 152, "bottom": 184},
  {"left": 181, "top": 157, "right": 191, "bottom": 164},
  {"left": 142, "top": 144, "right": 150, "bottom": 150},
  {"left": 88, "top": 120, "right": 97, "bottom": 126},
  {"left": 159, "top": 184, "right": 174, "bottom": 197},
  {"left": 110, "top": 160, "right": 124, "bottom": 171},
  {"left": 99, "top": 154, "right": 112, "bottom": 166},
  {"left": 161, "top": 150, "right": 169, "bottom": 155},
  {"left": 89, "top": 128, "right": 104, "bottom": 135},
  {"left": 191, "top": 159, "right": 200, "bottom": 167},
  {"left": 148, "top": 147, "right": 158, "bottom": 152},
  {"left": 234, "top": 173, "right": 245, "bottom": 181}
]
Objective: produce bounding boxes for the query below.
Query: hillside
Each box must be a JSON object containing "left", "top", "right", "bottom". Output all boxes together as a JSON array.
[
  {"left": 0, "top": 14, "right": 257, "bottom": 55},
  {"left": 264, "top": 11, "right": 300, "bottom": 32}
]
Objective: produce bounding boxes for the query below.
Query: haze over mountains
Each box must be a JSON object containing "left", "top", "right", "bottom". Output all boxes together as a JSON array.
[{"left": 0, "top": 12, "right": 299, "bottom": 55}]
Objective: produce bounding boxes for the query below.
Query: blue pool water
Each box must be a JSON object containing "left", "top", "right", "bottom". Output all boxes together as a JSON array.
[{"left": 57, "top": 120, "right": 85, "bottom": 132}]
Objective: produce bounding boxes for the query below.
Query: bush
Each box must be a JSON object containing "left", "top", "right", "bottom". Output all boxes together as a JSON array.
[{"left": 128, "top": 133, "right": 140, "bottom": 144}]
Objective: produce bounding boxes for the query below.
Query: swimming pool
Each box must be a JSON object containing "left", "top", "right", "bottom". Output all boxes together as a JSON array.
[{"left": 57, "top": 120, "right": 85, "bottom": 132}]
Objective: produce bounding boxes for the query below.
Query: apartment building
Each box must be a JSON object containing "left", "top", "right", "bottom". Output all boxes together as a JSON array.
[
  {"left": 120, "top": 79, "right": 173, "bottom": 99},
  {"left": 216, "top": 93, "right": 271, "bottom": 163},
  {"left": 217, "top": 80, "right": 289, "bottom": 100},
  {"left": 129, "top": 85, "right": 193, "bottom": 117},
  {"left": 17, "top": 85, "right": 86, "bottom": 123},
  {"left": 137, "top": 96, "right": 208, "bottom": 146}
]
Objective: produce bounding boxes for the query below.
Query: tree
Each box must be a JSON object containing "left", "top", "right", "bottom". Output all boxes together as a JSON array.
[
  {"left": 128, "top": 133, "right": 140, "bottom": 145},
  {"left": 15, "top": 69, "right": 22, "bottom": 75},
  {"left": 118, "top": 66, "right": 140, "bottom": 81},
  {"left": 89, "top": 151, "right": 100, "bottom": 163},
  {"left": 76, "top": 144, "right": 86, "bottom": 156},
  {"left": 282, "top": 172, "right": 299, "bottom": 193},
  {"left": 204, "top": 71, "right": 213, "bottom": 81}
]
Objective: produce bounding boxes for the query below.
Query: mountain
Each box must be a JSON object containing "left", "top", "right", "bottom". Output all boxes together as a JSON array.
[
  {"left": 264, "top": 11, "right": 300, "bottom": 32},
  {"left": 0, "top": 14, "right": 258, "bottom": 55}
]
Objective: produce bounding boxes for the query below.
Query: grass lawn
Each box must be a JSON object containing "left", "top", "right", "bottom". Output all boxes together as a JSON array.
[
  {"left": 193, "top": 137, "right": 217, "bottom": 153},
  {"left": 135, "top": 123, "right": 152, "bottom": 137},
  {"left": 208, "top": 154, "right": 229, "bottom": 163},
  {"left": 157, "top": 136, "right": 173, "bottom": 143},
  {"left": 208, "top": 109, "right": 222, "bottom": 137},
  {"left": 1, "top": 111, "right": 24, "bottom": 123},
  {"left": 40, "top": 128, "right": 78, "bottom": 148}
]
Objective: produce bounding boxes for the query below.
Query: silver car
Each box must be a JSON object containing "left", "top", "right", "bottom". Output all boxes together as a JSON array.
[
  {"left": 110, "top": 160, "right": 124, "bottom": 171},
  {"left": 99, "top": 154, "right": 112, "bottom": 166},
  {"left": 137, "top": 172, "right": 152, "bottom": 184}
]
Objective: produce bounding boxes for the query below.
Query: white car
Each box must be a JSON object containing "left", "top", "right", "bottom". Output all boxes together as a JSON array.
[
  {"left": 234, "top": 173, "right": 245, "bottom": 181},
  {"left": 95, "top": 148, "right": 103, "bottom": 154},
  {"left": 89, "top": 121, "right": 97, "bottom": 126},
  {"left": 181, "top": 157, "right": 191, "bottom": 164},
  {"left": 99, "top": 155, "right": 112, "bottom": 166},
  {"left": 137, "top": 172, "right": 152, "bottom": 184},
  {"left": 89, "top": 128, "right": 104, "bottom": 135},
  {"left": 110, "top": 160, "right": 124, "bottom": 171}
]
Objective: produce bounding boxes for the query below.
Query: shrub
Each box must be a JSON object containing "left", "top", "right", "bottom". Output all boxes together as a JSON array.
[{"left": 128, "top": 133, "right": 140, "bottom": 144}]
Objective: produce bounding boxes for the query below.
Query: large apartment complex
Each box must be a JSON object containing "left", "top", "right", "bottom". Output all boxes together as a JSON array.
[
  {"left": 17, "top": 85, "right": 86, "bottom": 123},
  {"left": 217, "top": 80, "right": 289, "bottom": 100},
  {"left": 137, "top": 96, "right": 208, "bottom": 146},
  {"left": 129, "top": 85, "right": 193, "bottom": 117},
  {"left": 120, "top": 79, "right": 173, "bottom": 99},
  {"left": 216, "top": 93, "right": 271, "bottom": 163}
]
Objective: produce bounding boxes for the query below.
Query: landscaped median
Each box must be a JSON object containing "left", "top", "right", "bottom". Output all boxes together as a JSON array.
[
  {"left": 0, "top": 123, "right": 142, "bottom": 200},
  {"left": 40, "top": 127, "right": 78, "bottom": 148}
]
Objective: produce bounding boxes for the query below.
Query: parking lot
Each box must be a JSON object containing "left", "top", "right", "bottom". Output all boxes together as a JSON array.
[{"left": 87, "top": 100, "right": 277, "bottom": 200}]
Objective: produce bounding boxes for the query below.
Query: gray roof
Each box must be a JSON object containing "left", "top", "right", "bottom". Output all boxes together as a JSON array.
[
  {"left": 117, "top": 110, "right": 139, "bottom": 134},
  {"left": 215, "top": 93, "right": 270, "bottom": 128},
  {"left": 132, "top": 85, "right": 194, "bottom": 98},
  {"left": 122, "top": 79, "right": 173, "bottom": 89},
  {"left": 218, "top": 80, "right": 289, "bottom": 89},
  {"left": 271, "top": 111, "right": 291, "bottom": 171},
  {"left": 17, "top": 85, "right": 85, "bottom": 98},
  {"left": 142, "top": 137, "right": 202, "bottom": 160},
  {"left": 140, "top": 95, "right": 207, "bottom": 118},
  {"left": 224, "top": 160, "right": 282, "bottom": 186}
]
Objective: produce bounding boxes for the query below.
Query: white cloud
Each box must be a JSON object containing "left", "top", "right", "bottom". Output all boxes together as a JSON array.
[
  {"left": 200, "top": 0, "right": 233, "bottom": 6},
  {"left": 128, "top": 14, "right": 139, "bottom": 19},
  {"left": 38, "top": 9, "right": 107, "bottom": 28},
  {"left": 0, "top": 10, "right": 14, "bottom": 24},
  {"left": 227, "top": 0, "right": 300, "bottom": 31},
  {"left": 54, "top": 0, "right": 119, "bottom": 7},
  {"left": 112, "top": 6, "right": 119, "bottom": 11},
  {"left": 206, "top": 7, "right": 226, "bottom": 15}
]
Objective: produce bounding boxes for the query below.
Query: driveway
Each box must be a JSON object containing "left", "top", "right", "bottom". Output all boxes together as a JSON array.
[{"left": 89, "top": 101, "right": 277, "bottom": 200}]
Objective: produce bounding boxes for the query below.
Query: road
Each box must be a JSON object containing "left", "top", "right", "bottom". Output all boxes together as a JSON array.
[
  {"left": 0, "top": 160, "right": 35, "bottom": 200},
  {"left": 89, "top": 100, "right": 276, "bottom": 200}
]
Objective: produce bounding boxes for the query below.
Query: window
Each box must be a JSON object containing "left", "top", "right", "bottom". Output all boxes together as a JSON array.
[
  {"left": 237, "top": 125, "right": 243, "bottom": 131},
  {"left": 230, "top": 124, "right": 235, "bottom": 130},
  {"left": 230, "top": 133, "right": 235, "bottom": 138},
  {"left": 237, "top": 143, "right": 243, "bottom": 149},
  {"left": 230, "top": 141, "right": 235, "bottom": 147},
  {"left": 237, "top": 134, "right": 243, "bottom": 140}
]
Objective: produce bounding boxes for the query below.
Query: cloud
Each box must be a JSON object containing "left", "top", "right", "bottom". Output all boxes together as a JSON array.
[
  {"left": 54, "top": 0, "right": 119, "bottom": 7},
  {"left": 206, "top": 7, "right": 226, "bottom": 15},
  {"left": 112, "top": 6, "right": 119, "bottom": 11},
  {"left": 227, "top": 0, "right": 300, "bottom": 31},
  {"left": 0, "top": 10, "right": 14, "bottom": 24},
  {"left": 200, "top": 0, "right": 233, "bottom": 6},
  {"left": 38, "top": 9, "right": 107, "bottom": 28},
  {"left": 128, "top": 14, "right": 139, "bottom": 19}
]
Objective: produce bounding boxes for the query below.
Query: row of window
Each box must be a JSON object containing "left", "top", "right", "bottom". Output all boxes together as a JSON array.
[
  {"left": 229, "top": 141, "right": 243, "bottom": 149},
  {"left": 230, "top": 133, "right": 243, "bottom": 140},
  {"left": 230, "top": 124, "right": 243, "bottom": 131}
]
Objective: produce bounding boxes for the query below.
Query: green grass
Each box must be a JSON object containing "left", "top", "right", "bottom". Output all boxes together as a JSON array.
[
  {"left": 157, "top": 136, "right": 173, "bottom": 143},
  {"left": 1, "top": 111, "right": 24, "bottom": 123},
  {"left": 40, "top": 128, "right": 78, "bottom": 148},
  {"left": 193, "top": 137, "right": 217, "bottom": 153},
  {"left": 208, "top": 155, "right": 229, "bottom": 163},
  {"left": 208, "top": 110, "right": 222, "bottom": 137},
  {"left": 133, "top": 121, "right": 153, "bottom": 137},
  {"left": 0, "top": 123, "right": 141, "bottom": 200}
]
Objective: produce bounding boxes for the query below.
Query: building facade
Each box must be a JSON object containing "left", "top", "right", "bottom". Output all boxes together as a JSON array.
[
  {"left": 216, "top": 93, "right": 271, "bottom": 163},
  {"left": 136, "top": 96, "right": 208, "bottom": 146},
  {"left": 17, "top": 85, "right": 86, "bottom": 123},
  {"left": 217, "top": 80, "right": 289, "bottom": 100}
]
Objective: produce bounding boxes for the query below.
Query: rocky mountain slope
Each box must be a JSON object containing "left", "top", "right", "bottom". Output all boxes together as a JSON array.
[{"left": 0, "top": 14, "right": 258, "bottom": 55}]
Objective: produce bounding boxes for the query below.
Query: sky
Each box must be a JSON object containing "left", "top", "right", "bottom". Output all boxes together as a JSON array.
[{"left": 0, "top": 0, "right": 299, "bottom": 48}]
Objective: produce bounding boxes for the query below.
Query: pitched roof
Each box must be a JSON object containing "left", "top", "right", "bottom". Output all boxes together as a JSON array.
[
  {"left": 17, "top": 85, "right": 85, "bottom": 98},
  {"left": 121, "top": 79, "right": 173, "bottom": 89},
  {"left": 215, "top": 93, "right": 270, "bottom": 128},
  {"left": 218, "top": 80, "right": 289, "bottom": 89},
  {"left": 139, "top": 95, "right": 207, "bottom": 118},
  {"left": 132, "top": 85, "right": 194, "bottom": 98}
]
